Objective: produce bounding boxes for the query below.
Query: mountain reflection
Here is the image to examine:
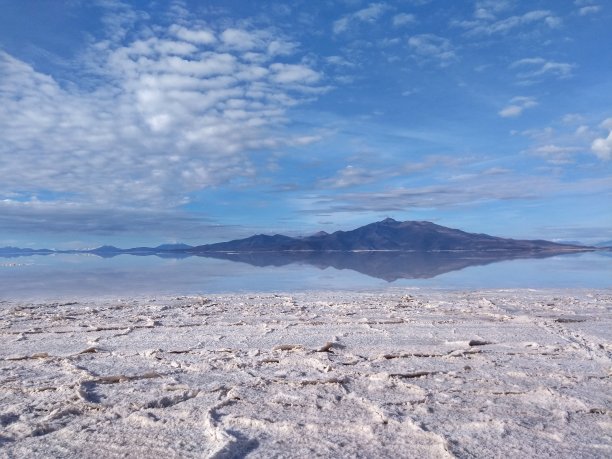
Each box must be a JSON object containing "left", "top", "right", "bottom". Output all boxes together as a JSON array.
[
  {"left": 192, "top": 250, "right": 567, "bottom": 282},
  {"left": 0, "top": 249, "right": 584, "bottom": 282}
]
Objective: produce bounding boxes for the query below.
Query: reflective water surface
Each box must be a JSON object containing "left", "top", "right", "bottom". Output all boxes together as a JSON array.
[{"left": 0, "top": 251, "right": 609, "bottom": 300}]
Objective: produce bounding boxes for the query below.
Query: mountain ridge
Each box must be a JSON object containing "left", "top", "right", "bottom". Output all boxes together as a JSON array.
[
  {"left": 0, "top": 219, "right": 597, "bottom": 257},
  {"left": 190, "top": 218, "right": 590, "bottom": 253}
]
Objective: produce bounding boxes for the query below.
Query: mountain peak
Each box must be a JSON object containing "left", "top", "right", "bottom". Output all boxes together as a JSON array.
[
  {"left": 93, "top": 245, "right": 121, "bottom": 251},
  {"left": 155, "top": 243, "right": 193, "bottom": 250},
  {"left": 380, "top": 217, "right": 399, "bottom": 224}
]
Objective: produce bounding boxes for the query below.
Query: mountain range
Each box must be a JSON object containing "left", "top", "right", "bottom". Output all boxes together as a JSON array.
[
  {"left": 189, "top": 218, "right": 589, "bottom": 253},
  {"left": 0, "top": 218, "right": 597, "bottom": 258},
  {"left": 1, "top": 219, "right": 602, "bottom": 281}
]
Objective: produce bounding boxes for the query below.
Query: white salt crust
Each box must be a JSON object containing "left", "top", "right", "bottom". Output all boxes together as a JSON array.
[{"left": 0, "top": 290, "right": 610, "bottom": 458}]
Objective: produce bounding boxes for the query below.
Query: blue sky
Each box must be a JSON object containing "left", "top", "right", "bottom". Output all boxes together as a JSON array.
[{"left": 0, "top": 0, "right": 610, "bottom": 248}]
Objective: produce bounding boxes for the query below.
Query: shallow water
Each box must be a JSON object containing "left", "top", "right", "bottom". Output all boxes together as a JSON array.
[{"left": 0, "top": 250, "right": 609, "bottom": 300}]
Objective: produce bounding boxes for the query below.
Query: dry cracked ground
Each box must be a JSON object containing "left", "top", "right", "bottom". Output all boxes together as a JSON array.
[{"left": 0, "top": 290, "right": 611, "bottom": 458}]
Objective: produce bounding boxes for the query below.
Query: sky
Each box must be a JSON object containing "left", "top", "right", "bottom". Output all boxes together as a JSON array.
[{"left": 0, "top": 0, "right": 611, "bottom": 248}]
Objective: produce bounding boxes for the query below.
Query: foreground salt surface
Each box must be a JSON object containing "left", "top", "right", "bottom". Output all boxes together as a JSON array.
[{"left": 1, "top": 290, "right": 611, "bottom": 458}]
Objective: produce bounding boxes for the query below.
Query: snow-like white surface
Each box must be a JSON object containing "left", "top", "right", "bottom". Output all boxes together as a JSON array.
[{"left": 0, "top": 290, "right": 610, "bottom": 458}]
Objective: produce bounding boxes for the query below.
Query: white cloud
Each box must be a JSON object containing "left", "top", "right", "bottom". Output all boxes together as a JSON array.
[
  {"left": 98, "top": 0, "right": 149, "bottom": 44},
  {"left": 575, "top": 125, "right": 592, "bottom": 137},
  {"left": 319, "top": 166, "right": 377, "bottom": 189},
  {"left": 326, "top": 56, "right": 354, "bottom": 67},
  {"left": 561, "top": 113, "right": 585, "bottom": 125},
  {"left": 476, "top": 0, "right": 513, "bottom": 12},
  {"left": 498, "top": 96, "right": 537, "bottom": 117},
  {"left": 267, "top": 39, "right": 297, "bottom": 56},
  {"left": 216, "top": 28, "right": 297, "bottom": 57},
  {"left": 354, "top": 3, "right": 389, "bottom": 21},
  {"left": 220, "top": 28, "right": 261, "bottom": 50},
  {"left": 270, "top": 63, "right": 321, "bottom": 84},
  {"left": 0, "top": 19, "right": 324, "bottom": 214},
  {"left": 518, "top": 117, "right": 612, "bottom": 163},
  {"left": 591, "top": 118, "right": 612, "bottom": 160},
  {"left": 156, "top": 39, "right": 199, "bottom": 55},
  {"left": 301, "top": 174, "right": 612, "bottom": 214},
  {"left": 332, "top": 17, "right": 351, "bottom": 35},
  {"left": 499, "top": 106, "right": 523, "bottom": 117},
  {"left": 317, "top": 157, "right": 456, "bottom": 190},
  {"left": 170, "top": 25, "right": 216, "bottom": 44},
  {"left": 392, "top": 13, "right": 416, "bottom": 27},
  {"left": 473, "top": 1, "right": 513, "bottom": 20},
  {"left": 510, "top": 57, "right": 574, "bottom": 80},
  {"left": 579, "top": 5, "right": 601, "bottom": 15},
  {"left": 531, "top": 144, "right": 581, "bottom": 164},
  {"left": 333, "top": 3, "right": 390, "bottom": 34},
  {"left": 600, "top": 118, "right": 612, "bottom": 130},
  {"left": 220, "top": 28, "right": 267, "bottom": 51},
  {"left": 455, "top": 9, "right": 561, "bottom": 35},
  {"left": 408, "top": 34, "right": 457, "bottom": 66}
]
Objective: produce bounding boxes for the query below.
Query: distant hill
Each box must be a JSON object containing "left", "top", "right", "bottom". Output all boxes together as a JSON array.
[
  {"left": 191, "top": 218, "right": 590, "bottom": 253},
  {"left": 595, "top": 240, "right": 612, "bottom": 248},
  {"left": 155, "top": 243, "right": 193, "bottom": 251},
  {"left": 85, "top": 243, "right": 194, "bottom": 257},
  {"left": 0, "top": 247, "right": 54, "bottom": 257},
  {"left": 89, "top": 245, "right": 122, "bottom": 253}
]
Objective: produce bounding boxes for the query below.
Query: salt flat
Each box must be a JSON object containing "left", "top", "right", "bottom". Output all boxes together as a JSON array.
[{"left": 0, "top": 290, "right": 610, "bottom": 458}]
